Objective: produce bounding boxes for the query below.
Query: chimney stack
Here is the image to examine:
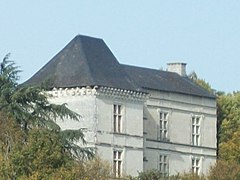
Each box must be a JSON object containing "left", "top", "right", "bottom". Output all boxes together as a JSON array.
[{"left": 167, "top": 62, "right": 187, "bottom": 76}]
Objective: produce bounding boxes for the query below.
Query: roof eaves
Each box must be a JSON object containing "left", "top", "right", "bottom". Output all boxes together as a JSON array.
[{"left": 142, "top": 86, "right": 216, "bottom": 99}]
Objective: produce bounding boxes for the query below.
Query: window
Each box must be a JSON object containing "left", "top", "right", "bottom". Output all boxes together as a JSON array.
[
  {"left": 192, "top": 116, "right": 201, "bottom": 146},
  {"left": 113, "top": 150, "right": 122, "bottom": 178},
  {"left": 159, "top": 112, "right": 168, "bottom": 141},
  {"left": 192, "top": 157, "right": 201, "bottom": 175},
  {"left": 159, "top": 154, "right": 169, "bottom": 177},
  {"left": 113, "top": 104, "right": 122, "bottom": 133}
]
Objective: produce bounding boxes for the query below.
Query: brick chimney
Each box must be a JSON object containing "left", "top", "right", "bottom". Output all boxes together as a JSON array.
[{"left": 167, "top": 63, "right": 187, "bottom": 76}]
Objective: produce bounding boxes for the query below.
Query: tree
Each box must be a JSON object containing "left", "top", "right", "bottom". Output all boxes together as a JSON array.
[
  {"left": 0, "top": 54, "right": 79, "bottom": 130},
  {"left": 217, "top": 92, "right": 240, "bottom": 142},
  {"left": 219, "top": 130, "right": 240, "bottom": 163},
  {"left": 0, "top": 128, "right": 74, "bottom": 179},
  {"left": 0, "top": 128, "right": 112, "bottom": 179},
  {"left": 188, "top": 71, "right": 213, "bottom": 93},
  {"left": 208, "top": 160, "right": 240, "bottom": 180},
  {"left": 0, "top": 54, "right": 93, "bottom": 160},
  {"left": 0, "top": 111, "right": 25, "bottom": 160},
  {"left": 217, "top": 92, "right": 240, "bottom": 163},
  {"left": 134, "top": 169, "right": 167, "bottom": 180},
  {"left": 131, "top": 169, "right": 206, "bottom": 180}
]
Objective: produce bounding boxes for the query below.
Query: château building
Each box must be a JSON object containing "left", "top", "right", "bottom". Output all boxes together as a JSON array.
[{"left": 25, "top": 35, "right": 217, "bottom": 177}]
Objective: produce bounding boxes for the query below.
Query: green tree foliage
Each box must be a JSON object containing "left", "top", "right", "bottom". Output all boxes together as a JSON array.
[
  {"left": 188, "top": 71, "right": 213, "bottom": 93},
  {"left": 133, "top": 163, "right": 240, "bottom": 180},
  {"left": 217, "top": 92, "right": 240, "bottom": 163},
  {"left": 78, "top": 156, "right": 112, "bottom": 180},
  {"left": 208, "top": 160, "right": 240, "bottom": 180},
  {"left": 0, "top": 128, "right": 73, "bottom": 179},
  {"left": 51, "top": 156, "right": 112, "bottom": 180},
  {"left": 0, "top": 128, "right": 111, "bottom": 179},
  {"left": 131, "top": 169, "right": 206, "bottom": 180},
  {"left": 132, "top": 169, "right": 164, "bottom": 180},
  {"left": 217, "top": 92, "right": 240, "bottom": 142},
  {"left": 219, "top": 130, "right": 240, "bottom": 163},
  {"left": 13, "top": 129, "right": 73, "bottom": 176},
  {"left": 0, "top": 54, "right": 93, "bottom": 160},
  {"left": 0, "top": 111, "right": 25, "bottom": 160}
]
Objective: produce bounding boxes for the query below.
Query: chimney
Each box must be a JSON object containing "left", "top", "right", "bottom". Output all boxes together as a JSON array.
[{"left": 167, "top": 62, "right": 187, "bottom": 76}]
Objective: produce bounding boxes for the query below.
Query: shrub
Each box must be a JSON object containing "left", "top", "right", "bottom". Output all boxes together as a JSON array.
[{"left": 208, "top": 160, "right": 240, "bottom": 180}]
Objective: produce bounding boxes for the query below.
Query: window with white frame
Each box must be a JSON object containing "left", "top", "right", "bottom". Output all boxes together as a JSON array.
[
  {"left": 113, "top": 150, "right": 122, "bottom": 178},
  {"left": 159, "top": 112, "right": 169, "bottom": 141},
  {"left": 113, "top": 104, "right": 122, "bottom": 133},
  {"left": 192, "top": 157, "right": 201, "bottom": 175},
  {"left": 159, "top": 154, "right": 169, "bottom": 177},
  {"left": 192, "top": 116, "right": 201, "bottom": 146}
]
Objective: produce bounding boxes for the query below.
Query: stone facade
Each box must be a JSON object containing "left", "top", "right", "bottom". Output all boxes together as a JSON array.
[
  {"left": 47, "top": 86, "right": 216, "bottom": 177},
  {"left": 143, "top": 90, "right": 216, "bottom": 175},
  {"left": 48, "top": 86, "right": 147, "bottom": 176}
]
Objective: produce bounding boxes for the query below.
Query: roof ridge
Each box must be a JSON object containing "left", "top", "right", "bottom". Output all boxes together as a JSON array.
[{"left": 122, "top": 63, "right": 171, "bottom": 74}]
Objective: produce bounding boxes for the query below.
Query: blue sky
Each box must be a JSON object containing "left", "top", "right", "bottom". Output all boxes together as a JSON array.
[{"left": 1, "top": 1, "right": 240, "bottom": 92}]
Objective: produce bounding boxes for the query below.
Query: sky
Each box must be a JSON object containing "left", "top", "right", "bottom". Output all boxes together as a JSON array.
[{"left": 1, "top": 1, "right": 240, "bottom": 93}]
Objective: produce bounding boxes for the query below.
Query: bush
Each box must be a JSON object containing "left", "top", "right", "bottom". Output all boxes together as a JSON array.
[
  {"left": 50, "top": 156, "right": 112, "bottom": 180},
  {"left": 136, "top": 169, "right": 165, "bottom": 180},
  {"left": 132, "top": 169, "right": 206, "bottom": 180},
  {"left": 173, "top": 172, "right": 206, "bottom": 180},
  {"left": 208, "top": 160, "right": 240, "bottom": 180}
]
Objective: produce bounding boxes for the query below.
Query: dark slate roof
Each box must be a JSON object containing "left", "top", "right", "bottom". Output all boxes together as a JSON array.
[
  {"left": 24, "top": 34, "right": 215, "bottom": 98},
  {"left": 122, "top": 65, "right": 215, "bottom": 98},
  {"left": 24, "top": 35, "right": 139, "bottom": 91}
]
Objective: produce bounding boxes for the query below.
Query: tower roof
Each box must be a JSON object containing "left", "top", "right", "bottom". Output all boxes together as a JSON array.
[{"left": 24, "top": 35, "right": 139, "bottom": 91}]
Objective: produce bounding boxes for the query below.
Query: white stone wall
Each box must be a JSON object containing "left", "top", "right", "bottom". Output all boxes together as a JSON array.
[
  {"left": 96, "top": 145, "right": 143, "bottom": 176},
  {"left": 145, "top": 141, "right": 216, "bottom": 174},
  {"left": 48, "top": 89, "right": 97, "bottom": 147},
  {"left": 145, "top": 148, "right": 215, "bottom": 175},
  {"left": 47, "top": 87, "right": 217, "bottom": 176},
  {"left": 144, "top": 90, "right": 217, "bottom": 175},
  {"left": 48, "top": 87, "right": 145, "bottom": 177},
  {"left": 96, "top": 95, "right": 144, "bottom": 176}
]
